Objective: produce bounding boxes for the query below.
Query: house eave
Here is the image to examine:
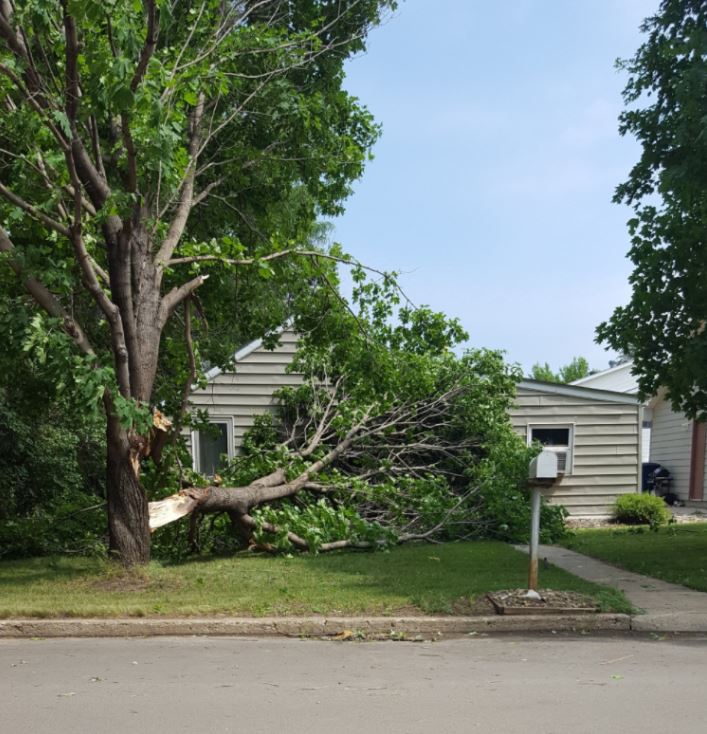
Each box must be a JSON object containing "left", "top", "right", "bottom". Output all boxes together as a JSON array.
[{"left": 518, "top": 379, "right": 640, "bottom": 406}]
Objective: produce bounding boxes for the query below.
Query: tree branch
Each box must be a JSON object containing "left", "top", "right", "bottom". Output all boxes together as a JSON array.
[
  {"left": 0, "top": 225, "right": 95, "bottom": 357},
  {"left": 0, "top": 62, "right": 69, "bottom": 150},
  {"left": 168, "top": 298, "right": 198, "bottom": 446},
  {"left": 61, "top": 2, "right": 111, "bottom": 209},
  {"left": 154, "top": 94, "right": 205, "bottom": 268},
  {"left": 158, "top": 273, "right": 210, "bottom": 327},
  {"left": 0, "top": 182, "right": 71, "bottom": 237},
  {"left": 64, "top": 139, "right": 131, "bottom": 396},
  {"left": 131, "top": 1, "right": 158, "bottom": 91}
]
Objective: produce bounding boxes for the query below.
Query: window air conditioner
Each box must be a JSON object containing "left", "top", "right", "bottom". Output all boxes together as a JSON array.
[{"left": 553, "top": 449, "right": 568, "bottom": 473}]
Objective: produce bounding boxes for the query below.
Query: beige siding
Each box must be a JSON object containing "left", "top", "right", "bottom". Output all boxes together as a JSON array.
[
  {"left": 649, "top": 394, "right": 692, "bottom": 500},
  {"left": 187, "top": 330, "right": 302, "bottom": 457},
  {"left": 510, "top": 387, "right": 640, "bottom": 517}
]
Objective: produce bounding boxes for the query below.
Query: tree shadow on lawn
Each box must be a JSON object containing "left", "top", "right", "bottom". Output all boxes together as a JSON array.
[{"left": 0, "top": 556, "right": 104, "bottom": 588}]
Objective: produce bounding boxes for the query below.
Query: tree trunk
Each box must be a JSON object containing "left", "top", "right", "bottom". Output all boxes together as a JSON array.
[{"left": 106, "top": 415, "right": 150, "bottom": 566}]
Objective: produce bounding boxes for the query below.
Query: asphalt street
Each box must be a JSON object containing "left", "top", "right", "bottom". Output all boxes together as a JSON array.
[{"left": 2, "top": 634, "right": 706, "bottom": 734}]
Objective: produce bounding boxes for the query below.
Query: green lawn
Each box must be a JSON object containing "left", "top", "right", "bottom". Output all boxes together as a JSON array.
[
  {"left": 0, "top": 541, "right": 630, "bottom": 618},
  {"left": 561, "top": 523, "right": 707, "bottom": 592}
]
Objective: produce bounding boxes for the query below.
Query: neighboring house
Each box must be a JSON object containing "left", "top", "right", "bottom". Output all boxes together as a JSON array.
[
  {"left": 187, "top": 335, "right": 642, "bottom": 517},
  {"left": 572, "top": 362, "right": 638, "bottom": 393},
  {"left": 509, "top": 380, "right": 641, "bottom": 518},
  {"left": 647, "top": 390, "right": 706, "bottom": 506},
  {"left": 186, "top": 329, "right": 302, "bottom": 475},
  {"left": 573, "top": 364, "right": 707, "bottom": 505},
  {"left": 571, "top": 362, "right": 651, "bottom": 463}
]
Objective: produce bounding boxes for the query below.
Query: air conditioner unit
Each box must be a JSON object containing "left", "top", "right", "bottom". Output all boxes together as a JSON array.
[
  {"left": 537, "top": 446, "right": 569, "bottom": 474},
  {"left": 553, "top": 449, "right": 568, "bottom": 474}
]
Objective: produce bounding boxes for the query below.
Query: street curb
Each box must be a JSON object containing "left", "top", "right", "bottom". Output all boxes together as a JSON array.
[
  {"left": 630, "top": 615, "right": 707, "bottom": 633},
  {"left": 0, "top": 614, "right": 631, "bottom": 639}
]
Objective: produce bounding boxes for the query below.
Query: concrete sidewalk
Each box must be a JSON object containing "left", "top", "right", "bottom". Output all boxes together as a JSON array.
[{"left": 523, "top": 544, "right": 707, "bottom": 632}]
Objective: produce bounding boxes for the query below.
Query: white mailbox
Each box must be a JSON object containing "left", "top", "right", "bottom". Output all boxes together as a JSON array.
[{"left": 528, "top": 449, "right": 558, "bottom": 481}]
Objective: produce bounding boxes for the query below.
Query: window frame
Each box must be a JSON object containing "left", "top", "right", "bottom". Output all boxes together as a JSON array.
[
  {"left": 191, "top": 417, "right": 235, "bottom": 475},
  {"left": 526, "top": 422, "right": 575, "bottom": 475}
]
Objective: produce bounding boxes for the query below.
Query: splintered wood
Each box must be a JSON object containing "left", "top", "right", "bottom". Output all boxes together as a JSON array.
[{"left": 148, "top": 493, "right": 199, "bottom": 531}]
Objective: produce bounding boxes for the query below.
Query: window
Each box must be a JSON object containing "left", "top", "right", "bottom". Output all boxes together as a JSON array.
[
  {"left": 528, "top": 424, "right": 573, "bottom": 474},
  {"left": 193, "top": 420, "right": 232, "bottom": 476}
]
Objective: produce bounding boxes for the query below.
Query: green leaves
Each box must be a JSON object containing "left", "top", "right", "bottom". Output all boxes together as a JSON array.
[
  {"left": 252, "top": 499, "right": 391, "bottom": 553},
  {"left": 530, "top": 357, "right": 592, "bottom": 384},
  {"left": 111, "top": 394, "right": 154, "bottom": 433},
  {"left": 599, "top": 0, "right": 707, "bottom": 417}
]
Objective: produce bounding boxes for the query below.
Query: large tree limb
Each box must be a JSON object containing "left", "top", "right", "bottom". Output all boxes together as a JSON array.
[
  {"left": 64, "top": 146, "right": 131, "bottom": 396},
  {"left": 154, "top": 95, "right": 205, "bottom": 268}
]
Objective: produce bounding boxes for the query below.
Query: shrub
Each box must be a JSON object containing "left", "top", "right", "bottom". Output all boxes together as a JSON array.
[
  {"left": 472, "top": 426, "right": 568, "bottom": 544},
  {"left": 613, "top": 493, "right": 670, "bottom": 527}
]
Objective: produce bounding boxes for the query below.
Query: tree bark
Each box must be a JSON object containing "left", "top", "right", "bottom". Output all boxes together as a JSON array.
[{"left": 106, "top": 415, "right": 151, "bottom": 565}]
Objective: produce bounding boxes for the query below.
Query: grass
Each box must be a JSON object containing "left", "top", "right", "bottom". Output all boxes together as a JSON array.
[
  {"left": 0, "top": 541, "right": 631, "bottom": 618},
  {"left": 561, "top": 523, "right": 707, "bottom": 593}
]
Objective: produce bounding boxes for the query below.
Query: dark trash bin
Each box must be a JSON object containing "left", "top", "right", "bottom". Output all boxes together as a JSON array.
[
  {"left": 641, "top": 462, "right": 662, "bottom": 492},
  {"left": 642, "top": 462, "right": 675, "bottom": 502}
]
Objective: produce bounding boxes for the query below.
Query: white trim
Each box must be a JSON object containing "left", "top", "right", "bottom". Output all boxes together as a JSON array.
[
  {"left": 527, "top": 423, "right": 575, "bottom": 475},
  {"left": 191, "top": 416, "right": 234, "bottom": 474},
  {"left": 204, "top": 339, "right": 262, "bottom": 380},
  {"left": 518, "top": 379, "right": 639, "bottom": 405}
]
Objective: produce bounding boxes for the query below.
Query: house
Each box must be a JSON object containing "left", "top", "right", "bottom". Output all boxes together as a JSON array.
[
  {"left": 573, "top": 363, "right": 707, "bottom": 506},
  {"left": 187, "top": 333, "right": 642, "bottom": 517},
  {"left": 571, "top": 362, "right": 651, "bottom": 462},
  {"left": 646, "top": 391, "right": 706, "bottom": 506},
  {"left": 509, "top": 380, "right": 641, "bottom": 517},
  {"left": 186, "top": 330, "right": 302, "bottom": 475}
]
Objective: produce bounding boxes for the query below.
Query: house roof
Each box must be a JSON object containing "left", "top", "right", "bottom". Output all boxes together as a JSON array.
[
  {"left": 518, "top": 379, "right": 640, "bottom": 406},
  {"left": 571, "top": 361, "right": 637, "bottom": 392},
  {"left": 202, "top": 342, "right": 639, "bottom": 406}
]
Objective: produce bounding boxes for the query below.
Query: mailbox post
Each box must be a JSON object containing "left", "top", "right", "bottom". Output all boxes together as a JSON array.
[{"left": 527, "top": 450, "right": 559, "bottom": 591}]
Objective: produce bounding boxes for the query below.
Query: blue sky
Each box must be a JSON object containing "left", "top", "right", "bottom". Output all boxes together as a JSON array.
[{"left": 331, "top": 0, "right": 658, "bottom": 373}]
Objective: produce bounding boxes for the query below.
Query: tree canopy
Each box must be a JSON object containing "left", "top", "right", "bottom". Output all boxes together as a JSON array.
[
  {"left": 597, "top": 0, "right": 707, "bottom": 418},
  {"left": 529, "top": 357, "right": 592, "bottom": 384},
  {"left": 0, "top": 0, "right": 398, "bottom": 564}
]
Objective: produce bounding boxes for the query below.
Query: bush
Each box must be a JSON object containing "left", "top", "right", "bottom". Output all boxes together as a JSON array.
[
  {"left": 613, "top": 493, "right": 670, "bottom": 527},
  {"left": 0, "top": 389, "right": 107, "bottom": 559},
  {"left": 473, "top": 426, "right": 568, "bottom": 544}
]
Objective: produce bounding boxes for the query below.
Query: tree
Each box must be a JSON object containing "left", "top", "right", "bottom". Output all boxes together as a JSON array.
[
  {"left": 529, "top": 356, "right": 591, "bottom": 384},
  {"left": 0, "top": 0, "right": 396, "bottom": 565},
  {"left": 597, "top": 0, "right": 707, "bottom": 418},
  {"left": 150, "top": 277, "right": 539, "bottom": 554}
]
